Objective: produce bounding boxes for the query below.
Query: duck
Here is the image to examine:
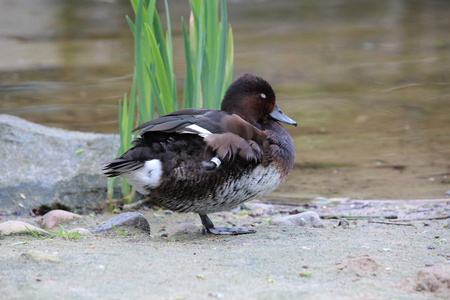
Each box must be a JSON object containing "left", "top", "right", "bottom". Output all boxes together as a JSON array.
[{"left": 103, "top": 74, "right": 296, "bottom": 235}]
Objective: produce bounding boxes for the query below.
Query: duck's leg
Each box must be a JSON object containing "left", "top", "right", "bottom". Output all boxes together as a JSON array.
[{"left": 199, "top": 214, "right": 256, "bottom": 235}]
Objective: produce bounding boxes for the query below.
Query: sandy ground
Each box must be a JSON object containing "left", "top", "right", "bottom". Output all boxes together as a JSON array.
[{"left": 0, "top": 200, "right": 449, "bottom": 300}]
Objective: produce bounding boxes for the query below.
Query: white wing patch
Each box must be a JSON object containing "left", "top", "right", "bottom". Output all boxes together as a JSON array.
[
  {"left": 123, "top": 159, "right": 162, "bottom": 194},
  {"left": 180, "top": 124, "right": 212, "bottom": 138}
]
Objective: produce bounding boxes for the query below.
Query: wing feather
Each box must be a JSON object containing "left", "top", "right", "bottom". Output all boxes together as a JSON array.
[{"left": 127, "top": 109, "right": 271, "bottom": 166}]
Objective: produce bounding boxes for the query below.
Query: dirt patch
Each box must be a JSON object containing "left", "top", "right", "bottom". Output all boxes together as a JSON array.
[
  {"left": 337, "top": 256, "right": 380, "bottom": 277},
  {"left": 0, "top": 199, "right": 449, "bottom": 299},
  {"left": 416, "top": 264, "right": 450, "bottom": 297}
]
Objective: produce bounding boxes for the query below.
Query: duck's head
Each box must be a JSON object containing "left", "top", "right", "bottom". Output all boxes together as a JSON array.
[{"left": 221, "top": 74, "right": 297, "bottom": 126}]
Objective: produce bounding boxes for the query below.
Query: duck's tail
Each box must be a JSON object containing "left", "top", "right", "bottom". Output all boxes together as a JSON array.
[
  {"left": 103, "top": 158, "right": 144, "bottom": 178},
  {"left": 103, "top": 157, "right": 163, "bottom": 195}
]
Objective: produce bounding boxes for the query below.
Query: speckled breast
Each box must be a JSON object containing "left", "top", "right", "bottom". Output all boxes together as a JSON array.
[{"left": 148, "top": 164, "right": 283, "bottom": 214}]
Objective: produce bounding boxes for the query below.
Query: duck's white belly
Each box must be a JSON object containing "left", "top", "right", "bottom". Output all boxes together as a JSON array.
[{"left": 193, "top": 164, "right": 283, "bottom": 214}]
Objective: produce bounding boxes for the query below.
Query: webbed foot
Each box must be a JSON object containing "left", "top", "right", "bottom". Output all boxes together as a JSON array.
[
  {"left": 199, "top": 214, "right": 256, "bottom": 235},
  {"left": 207, "top": 226, "right": 256, "bottom": 235}
]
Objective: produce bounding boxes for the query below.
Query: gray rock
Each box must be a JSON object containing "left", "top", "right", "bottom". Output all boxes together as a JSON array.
[
  {"left": 271, "top": 211, "right": 325, "bottom": 228},
  {"left": 0, "top": 114, "right": 120, "bottom": 213},
  {"left": 91, "top": 212, "right": 151, "bottom": 234}
]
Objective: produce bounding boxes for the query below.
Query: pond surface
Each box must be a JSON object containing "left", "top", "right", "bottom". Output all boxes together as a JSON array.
[{"left": 1, "top": 0, "right": 449, "bottom": 201}]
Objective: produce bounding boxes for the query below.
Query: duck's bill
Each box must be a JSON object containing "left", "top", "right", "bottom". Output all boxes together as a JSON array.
[{"left": 269, "top": 104, "right": 297, "bottom": 126}]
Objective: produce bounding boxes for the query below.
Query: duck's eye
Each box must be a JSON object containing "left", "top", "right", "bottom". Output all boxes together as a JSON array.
[{"left": 260, "top": 93, "right": 267, "bottom": 99}]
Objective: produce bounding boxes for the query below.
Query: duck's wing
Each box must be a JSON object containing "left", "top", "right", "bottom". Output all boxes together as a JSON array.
[
  {"left": 131, "top": 110, "right": 270, "bottom": 165},
  {"left": 133, "top": 109, "right": 224, "bottom": 138},
  {"left": 203, "top": 114, "right": 270, "bottom": 164},
  {"left": 104, "top": 109, "right": 223, "bottom": 177}
]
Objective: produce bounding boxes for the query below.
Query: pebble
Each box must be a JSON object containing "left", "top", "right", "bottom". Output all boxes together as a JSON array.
[
  {"left": 67, "top": 228, "right": 95, "bottom": 238},
  {"left": 0, "top": 220, "right": 49, "bottom": 236},
  {"left": 22, "top": 250, "right": 61, "bottom": 263},
  {"left": 338, "top": 219, "right": 350, "bottom": 229},
  {"left": 91, "top": 212, "right": 151, "bottom": 234},
  {"left": 245, "top": 202, "right": 275, "bottom": 212},
  {"left": 39, "top": 210, "right": 83, "bottom": 230},
  {"left": 271, "top": 211, "right": 325, "bottom": 228}
]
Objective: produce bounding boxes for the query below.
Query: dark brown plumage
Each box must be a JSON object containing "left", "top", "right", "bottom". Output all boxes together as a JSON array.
[{"left": 104, "top": 74, "right": 296, "bottom": 235}]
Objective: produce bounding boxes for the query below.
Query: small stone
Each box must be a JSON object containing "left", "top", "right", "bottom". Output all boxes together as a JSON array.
[
  {"left": 91, "top": 212, "right": 150, "bottom": 234},
  {"left": 39, "top": 210, "right": 83, "bottom": 230},
  {"left": 67, "top": 228, "right": 95, "bottom": 238},
  {"left": 0, "top": 221, "right": 49, "bottom": 236},
  {"left": 270, "top": 215, "right": 305, "bottom": 227},
  {"left": 338, "top": 219, "right": 350, "bottom": 229},
  {"left": 22, "top": 250, "right": 61, "bottom": 263},
  {"left": 271, "top": 211, "right": 324, "bottom": 228}
]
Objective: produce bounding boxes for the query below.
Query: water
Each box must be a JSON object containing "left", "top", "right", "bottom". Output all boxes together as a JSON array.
[{"left": 0, "top": 0, "right": 449, "bottom": 201}]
